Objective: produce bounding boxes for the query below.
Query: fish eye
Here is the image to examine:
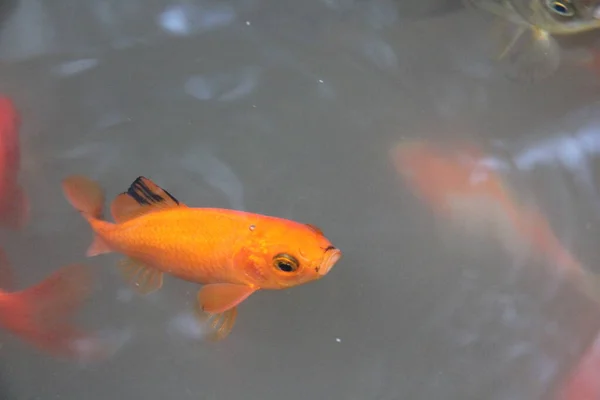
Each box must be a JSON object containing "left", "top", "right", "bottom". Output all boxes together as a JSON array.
[
  {"left": 545, "top": 0, "right": 575, "bottom": 17},
  {"left": 272, "top": 253, "right": 299, "bottom": 273}
]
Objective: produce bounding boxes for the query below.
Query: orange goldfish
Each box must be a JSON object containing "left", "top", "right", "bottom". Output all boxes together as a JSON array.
[
  {"left": 0, "top": 97, "right": 28, "bottom": 229},
  {"left": 62, "top": 175, "right": 341, "bottom": 340},
  {"left": 0, "top": 249, "right": 103, "bottom": 359},
  {"left": 389, "top": 140, "right": 588, "bottom": 278}
]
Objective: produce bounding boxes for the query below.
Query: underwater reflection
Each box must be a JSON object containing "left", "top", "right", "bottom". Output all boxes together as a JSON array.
[{"left": 485, "top": 101, "right": 600, "bottom": 220}]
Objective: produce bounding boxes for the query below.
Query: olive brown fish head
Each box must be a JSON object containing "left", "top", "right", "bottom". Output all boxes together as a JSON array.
[{"left": 508, "top": 0, "right": 600, "bottom": 34}]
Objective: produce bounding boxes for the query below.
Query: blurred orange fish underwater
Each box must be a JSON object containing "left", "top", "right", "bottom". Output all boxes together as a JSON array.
[
  {"left": 389, "top": 140, "right": 596, "bottom": 288},
  {"left": 558, "top": 330, "right": 600, "bottom": 400},
  {"left": 0, "top": 250, "right": 108, "bottom": 361},
  {"left": 0, "top": 96, "right": 29, "bottom": 230},
  {"left": 62, "top": 175, "right": 342, "bottom": 340}
]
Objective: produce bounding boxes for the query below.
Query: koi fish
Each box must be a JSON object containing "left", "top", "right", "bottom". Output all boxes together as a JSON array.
[
  {"left": 61, "top": 175, "right": 342, "bottom": 340},
  {"left": 0, "top": 97, "right": 28, "bottom": 229},
  {"left": 0, "top": 249, "right": 103, "bottom": 359},
  {"left": 390, "top": 140, "right": 589, "bottom": 279}
]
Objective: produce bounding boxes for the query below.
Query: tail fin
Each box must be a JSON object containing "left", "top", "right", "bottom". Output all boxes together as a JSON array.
[
  {"left": 62, "top": 175, "right": 111, "bottom": 257},
  {"left": 61, "top": 175, "right": 104, "bottom": 220},
  {"left": 0, "top": 263, "right": 109, "bottom": 360}
]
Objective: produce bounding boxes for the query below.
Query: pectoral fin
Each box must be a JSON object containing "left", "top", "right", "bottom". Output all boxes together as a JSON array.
[
  {"left": 195, "top": 307, "right": 238, "bottom": 342},
  {"left": 117, "top": 257, "right": 164, "bottom": 295},
  {"left": 197, "top": 283, "right": 255, "bottom": 314},
  {"left": 491, "top": 22, "right": 560, "bottom": 83}
]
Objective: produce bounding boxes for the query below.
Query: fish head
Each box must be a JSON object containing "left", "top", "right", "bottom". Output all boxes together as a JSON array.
[
  {"left": 513, "top": 0, "right": 600, "bottom": 34},
  {"left": 237, "top": 220, "right": 342, "bottom": 290}
]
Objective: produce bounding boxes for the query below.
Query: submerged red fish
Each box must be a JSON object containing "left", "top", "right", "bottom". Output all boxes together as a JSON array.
[
  {"left": 0, "top": 250, "right": 103, "bottom": 359},
  {"left": 559, "top": 329, "right": 600, "bottom": 400},
  {"left": 390, "top": 140, "right": 588, "bottom": 278},
  {"left": 0, "top": 97, "right": 28, "bottom": 229},
  {"left": 62, "top": 175, "right": 342, "bottom": 340}
]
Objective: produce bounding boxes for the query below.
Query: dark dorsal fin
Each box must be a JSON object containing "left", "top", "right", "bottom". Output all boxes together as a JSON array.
[
  {"left": 111, "top": 177, "right": 185, "bottom": 223},
  {"left": 127, "top": 176, "right": 180, "bottom": 206}
]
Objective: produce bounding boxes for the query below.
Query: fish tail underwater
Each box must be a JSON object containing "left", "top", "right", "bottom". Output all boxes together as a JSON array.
[
  {"left": 61, "top": 175, "right": 113, "bottom": 257},
  {"left": 0, "top": 252, "right": 108, "bottom": 361},
  {"left": 61, "top": 175, "right": 105, "bottom": 222},
  {"left": 61, "top": 175, "right": 171, "bottom": 298}
]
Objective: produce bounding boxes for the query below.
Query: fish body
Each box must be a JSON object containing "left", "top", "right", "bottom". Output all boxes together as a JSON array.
[
  {"left": 88, "top": 207, "right": 338, "bottom": 289},
  {"left": 62, "top": 175, "right": 341, "bottom": 340},
  {"left": 464, "top": 0, "right": 600, "bottom": 81},
  {"left": 390, "top": 140, "right": 587, "bottom": 277},
  {"left": 0, "top": 250, "right": 105, "bottom": 359},
  {"left": 0, "top": 97, "right": 28, "bottom": 229}
]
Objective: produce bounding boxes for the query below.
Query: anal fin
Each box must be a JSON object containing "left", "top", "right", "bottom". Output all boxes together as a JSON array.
[
  {"left": 117, "top": 257, "right": 164, "bottom": 295},
  {"left": 86, "top": 235, "right": 111, "bottom": 257}
]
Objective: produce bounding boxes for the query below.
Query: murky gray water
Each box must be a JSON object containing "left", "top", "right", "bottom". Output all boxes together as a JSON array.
[{"left": 1, "top": 0, "right": 600, "bottom": 399}]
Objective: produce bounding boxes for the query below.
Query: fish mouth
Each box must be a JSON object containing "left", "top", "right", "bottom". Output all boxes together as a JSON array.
[{"left": 318, "top": 247, "right": 341, "bottom": 276}]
